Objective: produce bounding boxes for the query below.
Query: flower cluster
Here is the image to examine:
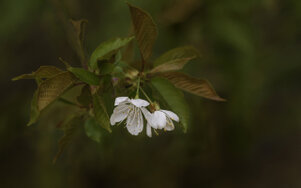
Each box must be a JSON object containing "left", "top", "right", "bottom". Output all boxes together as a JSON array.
[{"left": 110, "top": 97, "right": 179, "bottom": 137}]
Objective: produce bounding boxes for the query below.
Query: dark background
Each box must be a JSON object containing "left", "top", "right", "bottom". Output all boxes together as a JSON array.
[{"left": 1, "top": 0, "right": 301, "bottom": 187}]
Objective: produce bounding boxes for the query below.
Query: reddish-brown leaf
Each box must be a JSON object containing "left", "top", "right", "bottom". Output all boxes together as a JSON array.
[
  {"left": 150, "top": 57, "right": 194, "bottom": 73},
  {"left": 153, "top": 46, "right": 199, "bottom": 67},
  {"left": 127, "top": 3, "right": 158, "bottom": 62},
  {"left": 160, "top": 72, "right": 226, "bottom": 102}
]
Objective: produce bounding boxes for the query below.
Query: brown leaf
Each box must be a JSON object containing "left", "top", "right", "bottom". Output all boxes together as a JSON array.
[
  {"left": 127, "top": 3, "right": 158, "bottom": 62},
  {"left": 154, "top": 46, "right": 200, "bottom": 67},
  {"left": 12, "top": 66, "right": 63, "bottom": 81},
  {"left": 150, "top": 57, "right": 194, "bottom": 73},
  {"left": 38, "top": 72, "right": 77, "bottom": 111},
  {"left": 160, "top": 72, "right": 226, "bottom": 102},
  {"left": 53, "top": 115, "right": 82, "bottom": 164},
  {"left": 122, "top": 26, "right": 136, "bottom": 63}
]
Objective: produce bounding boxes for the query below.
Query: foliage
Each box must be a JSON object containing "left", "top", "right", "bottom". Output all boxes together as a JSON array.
[{"left": 12, "top": 2, "right": 224, "bottom": 162}]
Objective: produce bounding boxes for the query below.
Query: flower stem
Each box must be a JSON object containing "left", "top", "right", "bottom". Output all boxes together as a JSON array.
[
  {"left": 135, "top": 77, "right": 140, "bottom": 99},
  {"left": 140, "top": 87, "right": 152, "bottom": 103}
]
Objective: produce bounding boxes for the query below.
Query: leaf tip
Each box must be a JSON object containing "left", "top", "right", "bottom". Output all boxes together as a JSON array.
[
  {"left": 27, "top": 118, "right": 37, "bottom": 126},
  {"left": 69, "top": 18, "right": 88, "bottom": 24},
  {"left": 217, "top": 98, "right": 227, "bottom": 102},
  {"left": 58, "top": 57, "right": 71, "bottom": 68},
  {"left": 125, "top": 1, "right": 133, "bottom": 7},
  {"left": 211, "top": 96, "right": 227, "bottom": 102}
]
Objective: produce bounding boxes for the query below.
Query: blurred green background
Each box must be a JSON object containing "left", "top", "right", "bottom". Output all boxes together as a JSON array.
[{"left": 1, "top": 0, "right": 301, "bottom": 187}]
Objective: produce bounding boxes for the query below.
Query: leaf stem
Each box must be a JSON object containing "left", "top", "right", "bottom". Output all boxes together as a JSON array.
[{"left": 58, "top": 97, "right": 84, "bottom": 108}]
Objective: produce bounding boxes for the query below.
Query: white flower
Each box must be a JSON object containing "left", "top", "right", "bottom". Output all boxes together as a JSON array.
[
  {"left": 110, "top": 97, "right": 180, "bottom": 138},
  {"left": 110, "top": 97, "right": 150, "bottom": 136},
  {"left": 142, "top": 109, "right": 179, "bottom": 137}
]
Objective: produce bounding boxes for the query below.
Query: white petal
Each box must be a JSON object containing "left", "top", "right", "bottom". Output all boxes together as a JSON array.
[
  {"left": 126, "top": 107, "right": 136, "bottom": 135},
  {"left": 114, "top": 97, "right": 129, "bottom": 106},
  {"left": 160, "top": 110, "right": 179, "bottom": 122},
  {"left": 141, "top": 107, "right": 157, "bottom": 129},
  {"left": 146, "top": 123, "right": 152, "bottom": 137},
  {"left": 153, "top": 111, "right": 166, "bottom": 129},
  {"left": 110, "top": 104, "right": 130, "bottom": 125},
  {"left": 164, "top": 117, "right": 175, "bottom": 131},
  {"left": 126, "top": 107, "right": 143, "bottom": 135},
  {"left": 130, "top": 99, "right": 149, "bottom": 107},
  {"left": 137, "top": 110, "right": 144, "bottom": 133}
]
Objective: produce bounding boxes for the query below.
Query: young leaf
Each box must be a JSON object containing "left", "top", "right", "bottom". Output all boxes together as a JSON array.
[
  {"left": 70, "top": 19, "right": 87, "bottom": 47},
  {"left": 89, "top": 37, "right": 134, "bottom": 70},
  {"left": 27, "top": 90, "right": 40, "bottom": 126},
  {"left": 68, "top": 67, "right": 100, "bottom": 85},
  {"left": 127, "top": 3, "right": 158, "bottom": 62},
  {"left": 70, "top": 19, "right": 88, "bottom": 67},
  {"left": 77, "top": 85, "right": 92, "bottom": 107},
  {"left": 149, "top": 57, "right": 194, "bottom": 73},
  {"left": 153, "top": 46, "right": 200, "bottom": 67},
  {"left": 122, "top": 37, "right": 135, "bottom": 63},
  {"left": 84, "top": 117, "right": 103, "bottom": 143},
  {"left": 151, "top": 77, "right": 190, "bottom": 132},
  {"left": 38, "top": 72, "right": 77, "bottom": 111},
  {"left": 12, "top": 66, "right": 63, "bottom": 81},
  {"left": 159, "top": 72, "right": 225, "bottom": 101},
  {"left": 53, "top": 115, "right": 82, "bottom": 164},
  {"left": 92, "top": 94, "right": 112, "bottom": 133}
]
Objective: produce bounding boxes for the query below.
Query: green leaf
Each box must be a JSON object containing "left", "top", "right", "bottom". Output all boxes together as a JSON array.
[
  {"left": 99, "top": 75, "right": 113, "bottom": 94},
  {"left": 27, "top": 90, "right": 40, "bottom": 126},
  {"left": 150, "top": 57, "right": 195, "bottom": 74},
  {"left": 98, "top": 63, "right": 115, "bottom": 75},
  {"left": 114, "top": 50, "right": 122, "bottom": 63},
  {"left": 159, "top": 72, "right": 226, "bottom": 102},
  {"left": 84, "top": 117, "right": 103, "bottom": 143},
  {"left": 151, "top": 77, "right": 190, "bottom": 132},
  {"left": 12, "top": 66, "right": 63, "bottom": 81},
  {"left": 153, "top": 46, "right": 200, "bottom": 67},
  {"left": 92, "top": 94, "right": 112, "bottom": 133},
  {"left": 53, "top": 115, "right": 82, "bottom": 164},
  {"left": 38, "top": 72, "right": 77, "bottom": 111},
  {"left": 68, "top": 67, "right": 100, "bottom": 85},
  {"left": 77, "top": 85, "right": 92, "bottom": 107},
  {"left": 127, "top": 3, "right": 158, "bottom": 61},
  {"left": 89, "top": 36, "right": 134, "bottom": 70}
]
